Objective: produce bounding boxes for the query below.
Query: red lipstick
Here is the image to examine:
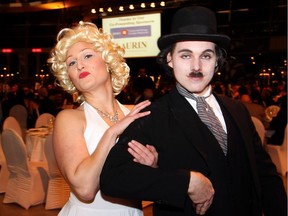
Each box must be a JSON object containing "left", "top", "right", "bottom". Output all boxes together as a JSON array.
[{"left": 79, "top": 72, "right": 90, "bottom": 79}]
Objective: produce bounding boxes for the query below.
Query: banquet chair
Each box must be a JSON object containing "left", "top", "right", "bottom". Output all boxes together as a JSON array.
[
  {"left": 0, "top": 134, "right": 9, "bottom": 193},
  {"left": 44, "top": 133, "right": 70, "bottom": 209},
  {"left": 35, "top": 113, "right": 55, "bottom": 128},
  {"left": 2, "top": 116, "right": 23, "bottom": 141},
  {"left": 266, "top": 124, "right": 288, "bottom": 176},
  {"left": 251, "top": 116, "right": 266, "bottom": 145},
  {"left": 9, "top": 104, "right": 28, "bottom": 140},
  {"left": 1, "top": 128, "right": 48, "bottom": 209}
]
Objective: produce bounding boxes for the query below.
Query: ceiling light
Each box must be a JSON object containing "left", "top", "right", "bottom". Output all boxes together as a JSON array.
[
  {"left": 217, "top": 10, "right": 230, "bottom": 14},
  {"left": 160, "top": 1, "right": 165, "bottom": 6},
  {"left": 107, "top": 7, "right": 112, "bottom": 12},
  {"left": 129, "top": 4, "right": 134, "bottom": 10},
  {"left": 91, "top": 8, "right": 96, "bottom": 14},
  {"left": 119, "top": 6, "right": 124, "bottom": 11},
  {"left": 141, "top": 3, "right": 146, "bottom": 8},
  {"left": 99, "top": 8, "right": 104, "bottom": 12},
  {"left": 150, "top": 2, "right": 156, "bottom": 8},
  {"left": 235, "top": 8, "right": 249, "bottom": 12}
]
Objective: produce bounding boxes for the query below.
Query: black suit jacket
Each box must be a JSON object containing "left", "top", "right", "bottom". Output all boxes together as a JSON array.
[{"left": 100, "top": 86, "right": 287, "bottom": 216}]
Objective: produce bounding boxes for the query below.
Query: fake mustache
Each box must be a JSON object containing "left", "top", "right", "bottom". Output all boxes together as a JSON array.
[{"left": 188, "top": 72, "right": 203, "bottom": 78}]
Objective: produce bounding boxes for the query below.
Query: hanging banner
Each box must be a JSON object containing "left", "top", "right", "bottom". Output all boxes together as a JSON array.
[{"left": 103, "top": 13, "right": 161, "bottom": 58}]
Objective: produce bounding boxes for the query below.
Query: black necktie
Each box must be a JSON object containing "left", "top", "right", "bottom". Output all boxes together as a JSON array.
[{"left": 176, "top": 83, "right": 228, "bottom": 155}]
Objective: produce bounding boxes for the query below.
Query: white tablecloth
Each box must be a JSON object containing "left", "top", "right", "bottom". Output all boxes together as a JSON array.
[{"left": 26, "top": 128, "right": 51, "bottom": 162}]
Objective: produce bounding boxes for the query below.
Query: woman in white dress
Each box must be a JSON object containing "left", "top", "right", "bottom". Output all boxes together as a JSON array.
[{"left": 48, "top": 22, "right": 158, "bottom": 216}]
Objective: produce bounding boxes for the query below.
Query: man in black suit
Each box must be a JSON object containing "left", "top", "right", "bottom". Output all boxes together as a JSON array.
[{"left": 100, "top": 6, "right": 287, "bottom": 216}]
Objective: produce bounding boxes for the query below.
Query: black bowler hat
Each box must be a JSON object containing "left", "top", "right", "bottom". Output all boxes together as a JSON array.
[{"left": 157, "top": 6, "right": 231, "bottom": 50}]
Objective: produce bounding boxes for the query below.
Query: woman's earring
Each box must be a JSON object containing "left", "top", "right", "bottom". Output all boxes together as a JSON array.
[{"left": 72, "top": 92, "right": 78, "bottom": 103}]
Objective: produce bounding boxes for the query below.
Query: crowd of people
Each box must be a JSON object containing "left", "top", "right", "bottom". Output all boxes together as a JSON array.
[
  {"left": 0, "top": 81, "right": 75, "bottom": 129},
  {"left": 1, "top": 68, "right": 285, "bottom": 137}
]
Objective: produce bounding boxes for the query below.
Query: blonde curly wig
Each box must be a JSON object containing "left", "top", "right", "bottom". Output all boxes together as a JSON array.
[{"left": 48, "top": 22, "right": 130, "bottom": 103}]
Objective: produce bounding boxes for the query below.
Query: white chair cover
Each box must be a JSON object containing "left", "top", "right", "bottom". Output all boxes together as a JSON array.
[
  {"left": 3, "top": 116, "right": 23, "bottom": 140},
  {"left": 9, "top": 104, "right": 28, "bottom": 140},
  {"left": 1, "top": 128, "right": 48, "bottom": 209},
  {"left": 266, "top": 124, "right": 288, "bottom": 176},
  {"left": 251, "top": 116, "right": 266, "bottom": 145},
  {"left": 44, "top": 133, "right": 70, "bottom": 209},
  {"left": 0, "top": 134, "right": 9, "bottom": 193},
  {"left": 35, "top": 113, "right": 55, "bottom": 128}
]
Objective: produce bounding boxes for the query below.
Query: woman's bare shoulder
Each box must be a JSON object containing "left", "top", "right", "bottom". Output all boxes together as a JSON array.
[
  {"left": 57, "top": 106, "right": 83, "bottom": 116},
  {"left": 55, "top": 106, "right": 85, "bottom": 125}
]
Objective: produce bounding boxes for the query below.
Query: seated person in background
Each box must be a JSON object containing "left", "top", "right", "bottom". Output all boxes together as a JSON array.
[
  {"left": 130, "top": 75, "right": 156, "bottom": 104},
  {"left": 267, "top": 85, "right": 287, "bottom": 145},
  {"left": 238, "top": 84, "right": 270, "bottom": 129},
  {"left": 37, "top": 86, "right": 57, "bottom": 116},
  {"left": 213, "top": 82, "right": 226, "bottom": 96},
  {"left": 24, "top": 92, "right": 39, "bottom": 128},
  {"left": 240, "top": 94, "right": 270, "bottom": 129}
]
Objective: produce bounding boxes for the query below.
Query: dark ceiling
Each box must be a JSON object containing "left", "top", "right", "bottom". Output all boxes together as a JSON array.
[
  {"left": 0, "top": 0, "right": 286, "bottom": 51},
  {"left": 0, "top": 0, "right": 286, "bottom": 79}
]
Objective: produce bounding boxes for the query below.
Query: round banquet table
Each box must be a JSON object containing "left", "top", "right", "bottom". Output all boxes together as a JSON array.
[{"left": 26, "top": 127, "right": 51, "bottom": 162}]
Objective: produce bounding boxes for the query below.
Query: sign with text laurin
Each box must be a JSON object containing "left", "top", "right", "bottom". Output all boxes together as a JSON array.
[{"left": 102, "top": 13, "right": 161, "bottom": 58}]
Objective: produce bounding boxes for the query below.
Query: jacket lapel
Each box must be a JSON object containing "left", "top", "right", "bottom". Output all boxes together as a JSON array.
[{"left": 167, "top": 87, "right": 209, "bottom": 161}]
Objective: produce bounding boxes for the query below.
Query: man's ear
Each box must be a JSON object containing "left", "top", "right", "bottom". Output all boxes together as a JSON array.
[{"left": 167, "top": 52, "right": 173, "bottom": 68}]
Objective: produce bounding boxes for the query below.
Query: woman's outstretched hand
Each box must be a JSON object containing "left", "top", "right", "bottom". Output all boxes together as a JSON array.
[
  {"left": 128, "top": 140, "right": 158, "bottom": 168},
  {"left": 109, "top": 100, "right": 151, "bottom": 138},
  {"left": 108, "top": 100, "right": 158, "bottom": 167}
]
